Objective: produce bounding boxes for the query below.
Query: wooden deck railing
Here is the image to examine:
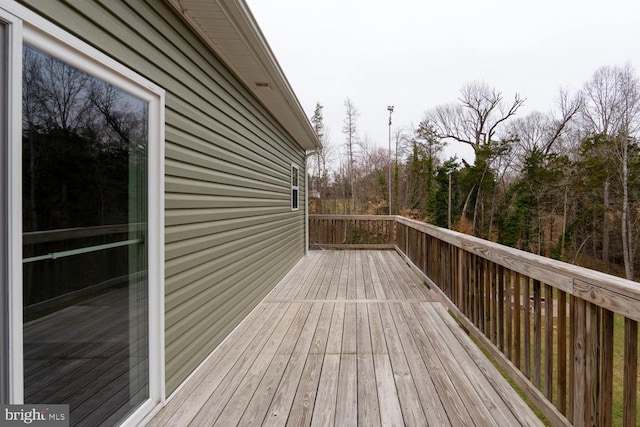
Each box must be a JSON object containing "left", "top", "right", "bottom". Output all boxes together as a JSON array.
[
  {"left": 309, "top": 214, "right": 640, "bottom": 427},
  {"left": 308, "top": 214, "right": 396, "bottom": 248}
]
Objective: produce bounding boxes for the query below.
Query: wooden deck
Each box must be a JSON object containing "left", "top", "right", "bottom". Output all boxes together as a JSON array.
[{"left": 149, "top": 250, "right": 543, "bottom": 426}]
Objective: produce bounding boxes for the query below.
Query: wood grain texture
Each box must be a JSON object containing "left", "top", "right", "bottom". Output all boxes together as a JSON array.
[{"left": 150, "top": 250, "right": 541, "bottom": 426}]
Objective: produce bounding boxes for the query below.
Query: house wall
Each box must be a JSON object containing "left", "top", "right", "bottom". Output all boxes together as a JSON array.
[{"left": 17, "top": 0, "right": 307, "bottom": 394}]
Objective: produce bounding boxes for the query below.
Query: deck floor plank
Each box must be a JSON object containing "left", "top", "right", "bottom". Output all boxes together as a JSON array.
[
  {"left": 357, "top": 352, "right": 381, "bottom": 427},
  {"left": 390, "top": 299, "right": 475, "bottom": 426},
  {"left": 262, "top": 303, "right": 324, "bottom": 427},
  {"left": 346, "top": 251, "right": 357, "bottom": 300},
  {"left": 336, "top": 251, "right": 350, "bottom": 299},
  {"left": 403, "top": 301, "right": 497, "bottom": 426},
  {"left": 149, "top": 250, "right": 543, "bottom": 427},
  {"left": 236, "top": 303, "right": 320, "bottom": 427},
  {"left": 354, "top": 251, "right": 366, "bottom": 300},
  {"left": 284, "top": 354, "right": 323, "bottom": 427},
  {"left": 325, "top": 251, "right": 343, "bottom": 300},
  {"left": 189, "top": 303, "right": 304, "bottom": 426},
  {"left": 367, "top": 302, "right": 388, "bottom": 355},
  {"left": 342, "top": 303, "right": 357, "bottom": 354},
  {"left": 335, "top": 354, "right": 358, "bottom": 426},
  {"left": 416, "top": 302, "right": 521, "bottom": 426},
  {"left": 379, "top": 303, "right": 428, "bottom": 426},
  {"left": 391, "top": 304, "right": 451, "bottom": 427},
  {"left": 212, "top": 303, "right": 312, "bottom": 426},
  {"left": 367, "top": 252, "right": 388, "bottom": 299},
  {"left": 310, "top": 354, "right": 340, "bottom": 427},
  {"left": 150, "top": 302, "right": 284, "bottom": 426},
  {"left": 269, "top": 253, "right": 321, "bottom": 302},
  {"left": 326, "top": 302, "right": 345, "bottom": 354},
  {"left": 307, "top": 252, "right": 337, "bottom": 300},
  {"left": 373, "top": 353, "right": 405, "bottom": 427}
]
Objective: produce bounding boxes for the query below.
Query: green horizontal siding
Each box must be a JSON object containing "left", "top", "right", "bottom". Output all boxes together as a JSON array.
[{"left": 19, "top": 0, "right": 307, "bottom": 394}]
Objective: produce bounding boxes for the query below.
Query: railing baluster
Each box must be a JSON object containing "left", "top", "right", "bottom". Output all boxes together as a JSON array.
[
  {"left": 498, "top": 264, "right": 505, "bottom": 352},
  {"left": 600, "top": 308, "right": 613, "bottom": 427},
  {"left": 533, "top": 279, "right": 542, "bottom": 388},
  {"left": 569, "top": 295, "right": 575, "bottom": 424},
  {"left": 545, "top": 283, "right": 554, "bottom": 402},
  {"left": 483, "top": 258, "right": 490, "bottom": 336},
  {"left": 476, "top": 255, "right": 483, "bottom": 330},
  {"left": 587, "top": 302, "right": 598, "bottom": 426},
  {"left": 490, "top": 261, "right": 498, "bottom": 344},
  {"left": 624, "top": 318, "right": 638, "bottom": 427},
  {"left": 513, "top": 272, "right": 521, "bottom": 370},
  {"left": 471, "top": 253, "right": 477, "bottom": 326},
  {"left": 557, "top": 289, "right": 567, "bottom": 415},
  {"left": 573, "top": 297, "right": 587, "bottom": 425},
  {"left": 524, "top": 276, "right": 531, "bottom": 379}
]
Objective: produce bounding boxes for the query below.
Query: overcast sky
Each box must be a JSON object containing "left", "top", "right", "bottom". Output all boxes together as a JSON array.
[{"left": 246, "top": 0, "right": 640, "bottom": 162}]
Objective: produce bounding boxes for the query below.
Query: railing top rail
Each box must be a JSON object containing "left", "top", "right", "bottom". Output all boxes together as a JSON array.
[
  {"left": 309, "top": 214, "right": 396, "bottom": 220},
  {"left": 394, "top": 215, "right": 640, "bottom": 320}
]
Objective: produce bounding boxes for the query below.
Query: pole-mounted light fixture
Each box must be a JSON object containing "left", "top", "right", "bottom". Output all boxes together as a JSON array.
[{"left": 387, "top": 105, "right": 394, "bottom": 216}]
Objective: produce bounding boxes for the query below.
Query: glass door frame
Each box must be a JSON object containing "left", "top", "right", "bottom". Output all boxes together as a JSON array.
[
  {"left": 0, "top": 16, "right": 7, "bottom": 406},
  {"left": 0, "top": 3, "right": 165, "bottom": 423},
  {"left": 1, "top": 7, "right": 23, "bottom": 404}
]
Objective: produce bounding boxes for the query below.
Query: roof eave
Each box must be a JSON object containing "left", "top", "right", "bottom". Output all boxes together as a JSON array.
[{"left": 168, "top": 0, "right": 321, "bottom": 151}]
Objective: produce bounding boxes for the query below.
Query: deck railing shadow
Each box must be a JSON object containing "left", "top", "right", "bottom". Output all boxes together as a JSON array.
[{"left": 309, "top": 214, "right": 639, "bottom": 427}]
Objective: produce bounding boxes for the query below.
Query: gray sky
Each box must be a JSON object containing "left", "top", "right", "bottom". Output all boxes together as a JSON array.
[{"left": 246, "top": 0, "right": 640, "bottom": 162}]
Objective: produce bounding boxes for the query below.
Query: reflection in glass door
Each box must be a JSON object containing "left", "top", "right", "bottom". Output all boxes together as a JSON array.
[{"left": 21, "top": 44, "right": 149, "bottom": 425}]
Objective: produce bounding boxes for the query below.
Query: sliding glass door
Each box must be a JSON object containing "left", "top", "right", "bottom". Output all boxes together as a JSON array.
[{"left": 21, "top": 44, "right": 150, "bottom": 424}]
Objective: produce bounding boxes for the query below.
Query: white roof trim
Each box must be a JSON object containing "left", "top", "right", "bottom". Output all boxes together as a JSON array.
[{"left": 168, "top": 0, "right": 321, "bottom": 150}]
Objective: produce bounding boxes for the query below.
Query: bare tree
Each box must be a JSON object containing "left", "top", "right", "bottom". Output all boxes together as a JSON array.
[
  {"left": 428, "top": 80, "right": 525, "bottom": 153},
  {"left": 545, "top": 89, "right": 584, "bottom": 154},
  {"left": 309, "top": 103, "right": 332, "bottom": 206},
  {"left": 507, "top": 89, "right": 583, "bottom": 164},
  {"left": 582, "top": 63, "right": 640, "bottom": 280},
  {"left": 583, "top": 66, "right": 623, "bottom": 135},
  {"left": 615, "top": 64, "right": 640, "bottom": 280},
  {"left": 342, "top": 98, "right": 360, "bottom": 212}
]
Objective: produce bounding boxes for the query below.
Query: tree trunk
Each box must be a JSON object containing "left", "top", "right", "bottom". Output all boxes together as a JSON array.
[
  {"left": 621, "top": 138, "right": 633, "bottom": 280},
  {"left": 603, "top": 178, "right": 610, "bottom": 271},
  {"left": 460, "top": 185, "right": 475, "bottom": 225},
  {"left": 560, "top": 187, "right": 568, "bottom": 261}
]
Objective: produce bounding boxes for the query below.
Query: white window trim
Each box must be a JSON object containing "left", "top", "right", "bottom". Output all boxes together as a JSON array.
[
  {"left": 0, "top": 1, "right": 166, "bottom": 421},
  {"left": 291, "top": 163, "right": 300, "bottom": 211}
]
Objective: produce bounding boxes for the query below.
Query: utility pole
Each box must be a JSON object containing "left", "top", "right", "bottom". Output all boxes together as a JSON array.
[
  {"left": 448, "top": 171, "right": 452, "bottom": 229},
  {"left": 387, "top": 105, "right": 394, "bottom": 215}
]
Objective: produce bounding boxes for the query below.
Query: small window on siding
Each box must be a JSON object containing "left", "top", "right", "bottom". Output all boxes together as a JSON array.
[{"left": 291, "top": 164, "right": 299, "bottom": 210}]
